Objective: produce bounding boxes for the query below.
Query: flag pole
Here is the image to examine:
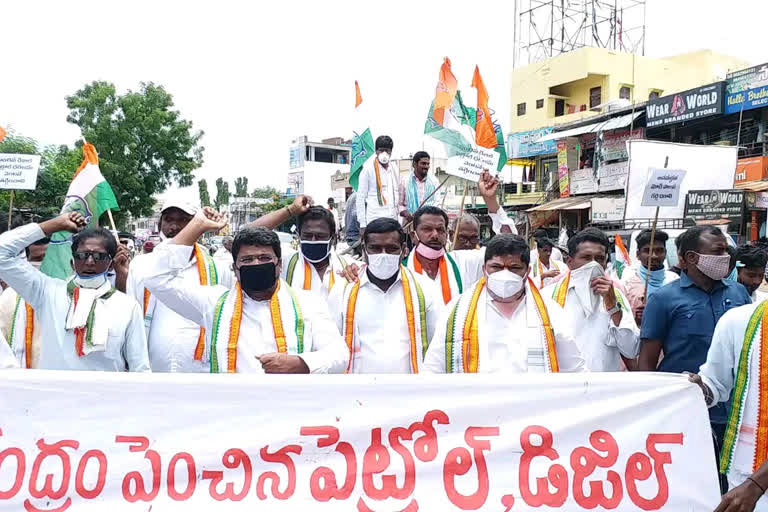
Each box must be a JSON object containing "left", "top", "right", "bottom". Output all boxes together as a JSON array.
[
  {"left": 642, "top": 156, "right": 669, "bottom": 302},
  {"left": 7, "top": 191, "right": 14, "bottom": 230},
  {"left": 452, "top": 181, "right": 469, "bottom": 250}
]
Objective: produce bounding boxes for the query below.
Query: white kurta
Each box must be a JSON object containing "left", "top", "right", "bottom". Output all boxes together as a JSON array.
[
  {"left": 699, "top": 302, "right": 766, "bottom": 496},
  {"left": 0, "top": 287, "right": 41, "bottom": 368},
  {"left": 327, "top": 269, "right": 442, "bottom": 373},
  {"left": 542, "top": 279, "right": 639, "bottom": 372},
  {"left": 0, "top": 332, "right": 17, "bottom": 369},
  {"left": 530, "top": 258, "right": 568, "bottom": 289},
  {"left": 0, "top": 224, "right": 150, "bottom": 372},
  {"left": 126, "top": 245, "right": 233, "bottom": 373},
  {"left": 143, "top": 243, "right": 348, "bottom": 373},
  {"left": 423, "top": 288, "right": 585, "bottom": 373},
  {"left": 281, "top": 247, "right": 353, "bottom": 302},
  {"left": 356, "top": 158, "right": 399, "bottom": 227}
]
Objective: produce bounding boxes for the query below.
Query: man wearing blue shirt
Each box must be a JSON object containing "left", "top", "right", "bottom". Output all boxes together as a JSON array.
[{"left": 638, "top": 225, "right": 751, "bottom": 490}]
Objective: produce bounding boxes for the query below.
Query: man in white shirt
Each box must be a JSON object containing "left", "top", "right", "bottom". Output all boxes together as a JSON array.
[
  {"left": 0, "top": 233, "right": 49, "bottom": 368},
  {"left": 0, "top": 213, "right": 149, "bottom": 372},
  {"left": 213, "top": 236, "right": 234, "bottom": 267},
  {"left": 530, "top": 238, "right": 567, "bottom": 289},
  {"left": 356, "top": 135, "right": 399, "bottom": 229},
  {"left": 405, "top": 171, "right": 515, "bottom": 305},
  {"left": 735, "top": 245, "right": 768, "bottom": 303},
  {"left": 423, "top": 234, "right": 584, "bottom": 373},
  {"left": 529, "top": 229, "right": 564, "bottom": 265},
  {"left": 0, "top": 333, "right": 17, "bottom": 369},
  {"left": 250, "top": 199, "right": 353, "bottom": 301},
  {"left": 691, "top": 301, "right": 768, "bottom": 512},
  {"left": 328, "top": 217, "right": 440, "bottom": 373},
  {"left": 144, "top": 207, "right": 347, "bottom": 374},
  {"left": 543, "top": 228, "right": 639, "bottom": 372},
  {"left": 126, "top": 199, "right": 233, "bottom": 373}
]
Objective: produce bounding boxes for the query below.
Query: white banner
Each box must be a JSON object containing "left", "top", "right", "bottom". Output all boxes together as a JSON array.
[
  {"left": 447, "top": 145, "right": 500, "bottom": 182},
  {"left": 0, "top": 154, "right": 41, "bottom": 190},
  {"left": 625, "top": 140, "right": 737, "bottom": 220},
  {"left": 0, "top": 371, "right": 719, "bottom": 511}
]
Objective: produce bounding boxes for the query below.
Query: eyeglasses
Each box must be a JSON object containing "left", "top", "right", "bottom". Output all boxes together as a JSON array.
[
  {"left": 237, "top": 255, "right": 276, "bottom": 265},
  {"left": 73, "top": 251, "right": 112, "bottom": 262}
]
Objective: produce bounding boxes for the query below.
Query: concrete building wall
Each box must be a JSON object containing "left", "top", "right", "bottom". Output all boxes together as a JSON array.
[{"left": 510, "top": 48, "right": 752, "bottom": 133}]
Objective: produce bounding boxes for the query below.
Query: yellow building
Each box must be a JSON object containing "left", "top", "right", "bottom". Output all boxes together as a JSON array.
[{"left": 510, "top": 48, "right": 751, "bottom": 133}]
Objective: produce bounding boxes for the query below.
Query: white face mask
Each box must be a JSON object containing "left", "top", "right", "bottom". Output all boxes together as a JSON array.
[
  {"left": 486, "top": 270, "right": 525, "bottom": 299},
  {"left": 73, "top": 271, "right": 110, "bottom": 289},
  {"left": 377, "top": 152, "right": 391, "bottom": 165},
  {"left": 366, "top": 252, "right": 401, "bottom": 280},
  {"left": 569, "top": 260, "right": 604, "bottom": 314}
]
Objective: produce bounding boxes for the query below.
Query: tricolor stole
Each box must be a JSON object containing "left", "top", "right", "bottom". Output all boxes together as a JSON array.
[
  {"left": 408, "top": 251, "right": 463, "bottom": 304},
  {"left": 444, "top": 277, "right": 559, "bottom": 373},
  {"left": 551, "top": 272, "right": 628, "bottom": 311},
  {"left": 373, "top": 159, "right": 387, "bottom": 206},
  {"left": 143, "top": 243, "right": 218, "bottom": 360},
  {"left": 209, "top": 281, "right": 304, "bottom": 373},
  {"left": 67, "top": 282, "right": 116, "bottom": 357},
  {"left": 721, "top": 301, "right": 768, "bottom": 476},
  {"left": 341, "top": 266, "right": 428, "bottom": 373},
  {"left": 8, "top": 295, "right": 34, "bottom": 368},
  {"left": 286, "top": 252, "right": 347, "bottom": 293}
]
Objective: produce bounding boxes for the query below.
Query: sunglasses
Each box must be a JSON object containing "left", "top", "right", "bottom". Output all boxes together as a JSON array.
[{"left": 73, "top": 251, "right": 112, "bottom": 262}]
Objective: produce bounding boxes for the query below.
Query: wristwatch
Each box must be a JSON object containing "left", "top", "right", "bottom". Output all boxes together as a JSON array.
[{"left": 605, "top": 304, "right": 621, "bottom": 316}]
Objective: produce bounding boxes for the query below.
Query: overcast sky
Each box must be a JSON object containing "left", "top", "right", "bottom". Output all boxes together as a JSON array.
[{"left": 2, "top": 0, "right": 766, "bottom": 205}]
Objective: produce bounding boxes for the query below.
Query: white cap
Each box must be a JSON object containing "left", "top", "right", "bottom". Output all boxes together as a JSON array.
[{"left": 160, "top": 199, "right": 198, "bottom": 216}]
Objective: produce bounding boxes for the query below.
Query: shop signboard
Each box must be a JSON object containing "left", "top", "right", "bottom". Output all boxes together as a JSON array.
[
  {"left": 725, "top": 63, "right": 768, "bottom": 114},
  {"left": 557, "top": 140, "right": 570, "bottom": 198},
  {"left": 591, "top": 196, "right": 626, "bottom": 223},
  {"left": 508, "top": 127, "right": 557, "bottom": 158},
  {"left": 684, "top": 189, "right": 744, "bottom": 222},
  {"left": 646, "top": 82, "right": 724, "bottom": 128},
  {"left": 755, "top": 192, "right": 768, "bottom": 210},
  {"left": 734, "top": 156, "right": 768, "bottom": 184},
  {"left": 569, "top": 167, "right": 598, "bottom": 195},
  {"left": 598, "top": 161, "right": 629, "bottom": 192},
  {"left": 600, "top": 129, "right": 644, "bottom": 161}
]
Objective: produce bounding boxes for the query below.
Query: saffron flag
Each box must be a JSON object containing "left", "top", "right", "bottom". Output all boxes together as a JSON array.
[
  {"left": 471, "top": 66, "right": 496, "bottom": 150},
  {"left": 0, "top": 125, "right": 6, "bottom": 143},
  {"left": 349, "top": 81, "right": 374, "bottom": 190},
  {"left": 614, "top": 233, "right": 631, "bottom": 279},
  {"left": 40, "top": 142, "right": 119, "bottom": 279}
]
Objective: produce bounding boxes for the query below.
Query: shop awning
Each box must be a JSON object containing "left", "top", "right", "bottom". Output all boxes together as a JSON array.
[
  {"left": 526, "top": 196, "right": 594, "bottom": 212},
  {"left": 536, "top": 111, "right": 643, "bottom": 142},
  {"left": 735, "top": 180, "right": 768, "bottom": 192}
]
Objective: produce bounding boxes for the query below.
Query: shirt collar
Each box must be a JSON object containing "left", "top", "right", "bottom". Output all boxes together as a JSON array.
[
  {"left": 359, "top": 266, "right": 403, "bottom": 290},
  {"left": 679, "top": 271, "right": 728, "bottom": 291}
]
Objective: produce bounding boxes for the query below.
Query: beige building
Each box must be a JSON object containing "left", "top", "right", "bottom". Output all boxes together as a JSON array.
[{"left": 510, "top": 48, "right": 751, "bottom": 133}]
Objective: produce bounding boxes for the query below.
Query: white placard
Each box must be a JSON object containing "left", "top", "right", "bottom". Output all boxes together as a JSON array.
[
  {"left": 625, "top": 140, "right": 737, "bottom": 220},
  {"left": 591, "top": 196, "right": 626, "bottom": 222},
  {"left": 447, "top": 145, "right": 501, "bottom": 182},
  {"left": 641, "top": 168, "right": 687, "bottom": 207},
  {"left": 0, "top": 370, "right": 720, "bottom": 511},
  {"left": 0, "top": 153, "right": 41, "bottom": 190}
]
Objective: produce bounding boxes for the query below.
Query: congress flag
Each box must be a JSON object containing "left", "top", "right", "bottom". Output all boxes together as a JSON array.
[
  {"left": 349, "top": 81, "right": 374, "bottom": 190},
  {"left": 614, "top": 233, "right": 631, "bottom": 279},
  {"left": 41, "top": 142, "right": 119, "bottom": 279}
]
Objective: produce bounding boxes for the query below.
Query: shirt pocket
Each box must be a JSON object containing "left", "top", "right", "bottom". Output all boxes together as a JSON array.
[
  {"left": 680, "top": 309, "right": 711, "bottom": 338},
  {"left": 104, "top": 327, "right": 125, "bottom": 363}
]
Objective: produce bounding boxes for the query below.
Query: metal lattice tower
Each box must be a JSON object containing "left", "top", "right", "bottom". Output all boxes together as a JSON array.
[{"left": 513, "top": 0, "right": 647, "bottom": 67}]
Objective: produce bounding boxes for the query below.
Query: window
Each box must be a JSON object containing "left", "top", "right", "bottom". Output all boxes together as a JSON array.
[
  {"left": 517, "top": 102, "right": 527, "bottom": 116},
  {"left": 536, "top": 99, "right": 544, "bottom": 109},
  {"left": 555, "top": 99, "right": 565, "bottom": 117},
  {"left": 619, "top": 86, "right": 631, "bottom": 100},
  {"left": 589, "top": 86, "right": 602, "bottom": 109},
  {"left": 649, "top": 90, "right": 660, "bottom": 100}
]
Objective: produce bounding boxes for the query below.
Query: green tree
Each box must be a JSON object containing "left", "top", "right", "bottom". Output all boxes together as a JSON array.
[
  {"left": 214, "top": 177, "right": 230, "bottom": 209},
  {"left": 198, "top": 179, "right": 211, "bottom": 207},
  {"left": 65, "top": 81, "right": 204, "bottom": 224},
  {"left": 251, "top": 185, "right": 279, "bottom": 199},
  {"left": 0, "top": 132, "right": 80, "bottom": 220},
  {"left": 234, "top": 176, "right": 248, "bottom": 197}
]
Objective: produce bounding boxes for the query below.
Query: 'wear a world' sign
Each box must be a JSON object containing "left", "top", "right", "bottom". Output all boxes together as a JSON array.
[{"left": 646, "top": 83, "right": 724, "bottom": 128}]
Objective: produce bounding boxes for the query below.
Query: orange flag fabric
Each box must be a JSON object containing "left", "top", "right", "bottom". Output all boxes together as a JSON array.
[
  {"left": 472, "top": 66, "right": 497, "bottom": 149},
  {"left": 0, "top": 126, "right": 6, "bottom": 143},
  {"left": 432, "top": 58, "right": 459, "bottom": 126}
]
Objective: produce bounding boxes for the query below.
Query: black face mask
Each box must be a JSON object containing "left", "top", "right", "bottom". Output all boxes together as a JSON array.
[
  {"left": 300, "top": 240, "right": 331, "bottom": 263},
  {"left": 239, "top": 262, "right": 277, "bottom": 293}
]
